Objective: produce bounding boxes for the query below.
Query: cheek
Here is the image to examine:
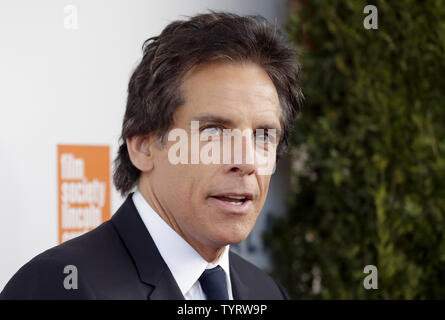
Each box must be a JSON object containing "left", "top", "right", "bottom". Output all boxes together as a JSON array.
[
  {"left": 157, "top": 162, "right": 208, "bottom": 209},
  {"left": 257, "top": 177, "right": 271, "bottom": 206},
  {"left": 154, "top": 153, "right": 194, "bottom": 205}
]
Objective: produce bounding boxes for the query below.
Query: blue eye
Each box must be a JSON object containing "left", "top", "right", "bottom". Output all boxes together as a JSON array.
[
  {"left": 255, "top": 133, "right": 269, "bottom": 142},
  {"left": 202, "top": 126, "right": 222, "bottom": 136},
  {"left": 255, "top": 129, "right": 273, "bottom": 143}
]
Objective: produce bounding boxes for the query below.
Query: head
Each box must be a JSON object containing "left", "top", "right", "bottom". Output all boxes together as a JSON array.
[{"left": 114, "top": 11, "right": 303, "bottom": 259}]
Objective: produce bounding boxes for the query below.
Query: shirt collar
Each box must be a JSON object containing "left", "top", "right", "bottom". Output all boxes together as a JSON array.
[{"left": 132, "top": 189, "right": 231, "bottom": 296}]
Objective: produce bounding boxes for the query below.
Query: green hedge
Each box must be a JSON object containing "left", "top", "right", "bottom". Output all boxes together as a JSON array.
[{"left": 264, "top": 0, "right": 445, "bottom": 299}]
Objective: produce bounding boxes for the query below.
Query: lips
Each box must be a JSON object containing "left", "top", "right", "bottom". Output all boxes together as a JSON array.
[
  {"left": 214, "top": 195, "right": 246, "bottom": 205},
  {"left": 207, "top": 192, "right": 254, "bottom": 213},
  {"left": 210, "top": 193, "right": 252, "bottom": 204}
]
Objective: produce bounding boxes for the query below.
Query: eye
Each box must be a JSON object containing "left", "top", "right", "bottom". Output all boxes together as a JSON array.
[
  {"left": 201, "top": 125, "right": 222, "bottom": 137},
  {"left": 255, "top": 133, "right": 269, "bottom": 142},
  {"left": 255, "top": 129, "right": 275, "bottom": 143}
]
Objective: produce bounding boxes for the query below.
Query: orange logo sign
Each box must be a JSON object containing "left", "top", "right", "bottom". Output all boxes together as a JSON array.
[{"left": 57, "top": 145, "right": 111, "bottom": 243}]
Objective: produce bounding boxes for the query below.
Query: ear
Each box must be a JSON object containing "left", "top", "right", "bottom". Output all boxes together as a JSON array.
[{"left": 126, "top": 135, "right": 156, "bottom": 172}]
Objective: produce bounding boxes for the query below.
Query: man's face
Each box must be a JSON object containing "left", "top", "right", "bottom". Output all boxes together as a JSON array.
[{"left": 141, "top": 61, "right": 281, "bottom": 254}]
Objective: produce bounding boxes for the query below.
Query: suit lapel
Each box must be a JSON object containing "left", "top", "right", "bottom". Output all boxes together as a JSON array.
[
  {"left": 229, "top": 252, "right": 250, "bottom": 300},
  {"left": 111, "top": 194, "right": 184, "bottom": 300}
]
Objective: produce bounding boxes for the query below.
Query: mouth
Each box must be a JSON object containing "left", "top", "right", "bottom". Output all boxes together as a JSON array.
[{"left": 207, "top": 193, "right": 254, "bottom": 213}]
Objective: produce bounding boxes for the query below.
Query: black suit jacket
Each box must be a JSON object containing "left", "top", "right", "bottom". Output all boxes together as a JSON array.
[{"left": 0, "top": 194, "right": 289, "bottom": 300}]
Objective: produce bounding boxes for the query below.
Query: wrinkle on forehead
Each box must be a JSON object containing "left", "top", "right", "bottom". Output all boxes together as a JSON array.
[{"left": 180, "top": 61, "right": 280, "bottom": 119}]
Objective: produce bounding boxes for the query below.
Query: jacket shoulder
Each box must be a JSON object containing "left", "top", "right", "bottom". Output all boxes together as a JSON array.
[
  {"left": 229, "top": 251, "right": 290, "bottom": 300},
  {"left": 0, "top": 221, "right": 123, "bottom": 299}
]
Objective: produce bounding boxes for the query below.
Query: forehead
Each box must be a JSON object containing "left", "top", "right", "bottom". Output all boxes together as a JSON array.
[{"left": 176, "top": 61, "right": 281, "bottom": 125}]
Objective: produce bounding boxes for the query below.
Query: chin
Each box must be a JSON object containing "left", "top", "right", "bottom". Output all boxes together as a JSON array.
[{"left": 212, "top": 225, "right": 253, "bottom": 246}]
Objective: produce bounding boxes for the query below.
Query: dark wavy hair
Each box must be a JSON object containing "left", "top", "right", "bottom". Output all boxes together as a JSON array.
[{"left": 113, "top": 11, "right": 304, "bottom": 196}]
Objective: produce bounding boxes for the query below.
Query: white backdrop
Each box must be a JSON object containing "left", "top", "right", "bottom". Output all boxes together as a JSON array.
[{"left": 0, "top": 0, "right": 289, "bottom": 291}]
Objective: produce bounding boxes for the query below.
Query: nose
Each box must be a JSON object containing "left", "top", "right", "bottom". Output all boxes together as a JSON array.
[
  {"left": 223, "top": 131, "right": 256, "bottom": 176},
  {"left": 227, "top": 159, "right": 256, "bottom": 176},
  {"left": 227, "top": 163, "right": 255, "bottom": 176}
]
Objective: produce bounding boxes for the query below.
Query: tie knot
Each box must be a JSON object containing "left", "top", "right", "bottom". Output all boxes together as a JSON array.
[{"left": 199, "top": 265, "right": 229, "bottom": 300}]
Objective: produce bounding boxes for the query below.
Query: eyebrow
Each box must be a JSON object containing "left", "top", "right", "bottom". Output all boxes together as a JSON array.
[
  {"left": 190, "top": 114, "right": 282, "bottom": 137},
  {"left": 191, "top": 114, "right": 235, "bottom": 127}
]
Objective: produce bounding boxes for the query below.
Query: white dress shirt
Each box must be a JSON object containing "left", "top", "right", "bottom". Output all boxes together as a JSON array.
[{"left": 132, "top": 189, "right": 233, "bottom": 300}]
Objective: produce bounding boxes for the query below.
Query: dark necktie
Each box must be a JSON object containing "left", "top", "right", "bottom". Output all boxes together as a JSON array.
[{"left": 199, "top": 265, "right": 229, "bottom": 300}]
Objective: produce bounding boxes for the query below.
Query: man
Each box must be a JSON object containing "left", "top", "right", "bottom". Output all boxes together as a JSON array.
[{"left": 1, "top": 11, "right": 303, "bottom": 299}]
